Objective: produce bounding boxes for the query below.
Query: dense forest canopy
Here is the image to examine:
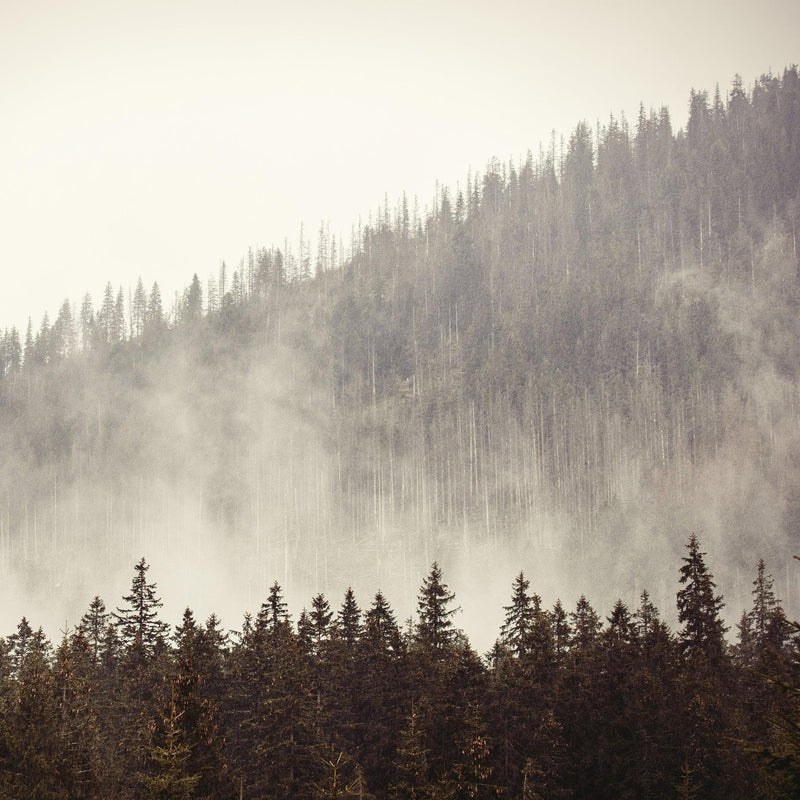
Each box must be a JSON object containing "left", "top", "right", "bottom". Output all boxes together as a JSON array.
[
  {"left": 0, "top": 66, "right": 799, "bottom": 645},
  {"left": 1, "top": 545, "right": 799, "bottom": 797}
]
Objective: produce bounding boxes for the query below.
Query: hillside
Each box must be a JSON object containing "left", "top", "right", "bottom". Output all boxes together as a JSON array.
[{"left": 1, "top": 67, "right": 800, "bottom": 635}]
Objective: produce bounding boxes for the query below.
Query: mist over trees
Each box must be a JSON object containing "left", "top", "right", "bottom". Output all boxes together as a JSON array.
[
  {"left": 1, "top": 67, "right": 800, "bottom": 637},
  {"left": 1, "top": 546, "right": 799, "bottom": 798}
]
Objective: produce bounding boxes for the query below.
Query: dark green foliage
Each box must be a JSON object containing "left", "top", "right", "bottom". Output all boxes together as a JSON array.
[
  {"left": 0, "top": 548, "right": 798, "bottom": 797},
  {"left": 414, "top": 562, "right": 458, "bottom": 654},
  {"left": 500, "top": 572, "right": 536, "bottom": 658},
  {"left": 337, "top": 587, "right": 363, "bottom": 647},
  {"left": 139, "top": 684, "right": 201, "bottom": 800},
  {"left": 677, "top": 534, "right": 727, "bottom": 668},
  {"left": 2, "top": 66, "right": 800, "bottom": 800},
  {"left": 391, "top": 703, "right": 431, "bottom": 800},
  {"left": 114, "top": 556, "right": 170, "bottom": 661}
]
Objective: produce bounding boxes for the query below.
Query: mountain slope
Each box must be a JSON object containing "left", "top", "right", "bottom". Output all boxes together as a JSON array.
[{"left": 1, "top": 66, "right": 799, "bottom": 639}]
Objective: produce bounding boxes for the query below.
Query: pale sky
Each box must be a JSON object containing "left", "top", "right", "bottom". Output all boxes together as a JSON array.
[{"left": 1, "top": 0, "right": 798, "bottom": 336}]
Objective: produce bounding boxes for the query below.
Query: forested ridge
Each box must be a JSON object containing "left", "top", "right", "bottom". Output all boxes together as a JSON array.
[
  {"left": 1, "top": 542, "right": 799, "bottom": 798},
  {"left": 0, "top": 65, "right": 800, "bottom": 710}
]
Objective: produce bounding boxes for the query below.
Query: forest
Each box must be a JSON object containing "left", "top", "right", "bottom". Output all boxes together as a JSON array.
[
  {"left": 2, "top": 69, "right": 800, "bottom": 629},
  {"left": 2, "top": 68, "right": 800, "bottom": 623},
  {"left": 0, "top": 64, "right": 800, "bottom": 794},
  {"left": 0, "top": 540, "right": 799, "bottom": 798}
]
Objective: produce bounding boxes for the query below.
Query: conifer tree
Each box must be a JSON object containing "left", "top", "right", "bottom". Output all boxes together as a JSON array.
[
  {"left": 4, "top": 326, "right": 20, "bottom": 372},
  {"left": 550, "top": 600, "right": 571, "bottom": 663},
  {"left": 310, "top": 593, "right": 334, "bottom": 654},
  {"left": 447, "top": 703, "right": 497, "bottom": 799},
  {"left": 98, "top": 281, "right": 116, "bottom": 344},
  {"left": 183, "top": 273, "right": 203, "bottom": 321},
  {"left": 80, "top": 595, "right": 109, "bottom": 667},
  {"left": 52, "top": 629, "right": 106, "bottom": 798},
  {"left": 132, "top": 277, "right": 147, "bottom": 337},
  {"left": 140, "top": 683, "right": 201, "bottom": 800},
  {"left": 569, "top": 594, "right": 602, "bottom": 654},
  {"left": 500, "top": 572, "right": 535, "bottom": 657},
  {"left": 364, "top": 591, "right": 403, "bottom": 656},
  {"left": 359, "top": 592, "right": 407, "bottom": 794},
  {"left": 114, "top": 557, "right": 170, "bottom": 660},
  {"left": 336, "top": 587, "right": 362, "bottom": 648},
  {"left": 415, "top": 562, "right": 458, "bottom": 654},
  {"left": 114, "top": 286, "right": 126, "bottom": 342},
  {"left": 79, "top": 293, "right": 94, "bottom": 350},
  {"left": 257, "top": 580, "right": 292, "bottom": 636},
  {"left": 391, "top": 703, "right": 431, "bottom": 800},
  {"left": 0, "top": 623, "right": 58, "bottom": 797},
  {"left": 146, "top": 282, "right": 164, "bottom": 332},
  {"left": 676, "top": 534, "right": 727, "bottom": 667},
  {"left": 747, "top": 558, "right": 789, "bottom": 664}
]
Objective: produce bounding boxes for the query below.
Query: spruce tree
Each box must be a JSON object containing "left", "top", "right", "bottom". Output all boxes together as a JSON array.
[
  {"left": 139, "top": 684, "right": 201, "bottom": 800},
  {"left": 500, "top": 572, "right": 535, "bottom": 658},
  {"left": 310, "top": 593, "right": 333, "bottom": 654},
  {"left": 256, "top": 580, "right": 292, "bottom": 636},
  {"left": 336, "top": 587, "right": 362, "bottom": 648},
  {"left": 676, "top": 534, "right": 727, "bottom": 667},
  {"left": 114, "top": 557, "right": 169, "bottom": 660},
  {"left": 391, "top": 703, "right": 431, "bottom": 800},
  {"left": 415, "top": 562, "right": 458, "bottom": 654},
  {"left": 747, "top": 558, "right": 789, "bottom": 665},
  {"left": 80, "top": 595, "right": 109, "bottom": 667}
]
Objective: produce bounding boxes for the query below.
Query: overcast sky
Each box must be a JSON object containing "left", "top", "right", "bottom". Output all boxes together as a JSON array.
[{"left": 1, "top": 0, "right": 798, "bottom": 336}]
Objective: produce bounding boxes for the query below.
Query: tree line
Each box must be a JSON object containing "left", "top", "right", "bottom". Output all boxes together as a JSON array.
[
  {"left": 1, "top": 537, "right": 798, "bottom": 799},
  {"left": 2, "top": 68, "right": 798, "bottom": 604}
]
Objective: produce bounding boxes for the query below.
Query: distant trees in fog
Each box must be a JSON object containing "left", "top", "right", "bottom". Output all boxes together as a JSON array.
[{"left": 1, "top": 66, "right": 799, "bottom": 603}]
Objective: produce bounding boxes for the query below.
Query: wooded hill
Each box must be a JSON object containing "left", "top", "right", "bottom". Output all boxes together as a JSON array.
[{"left": 1, "top": 66, "right": 799, "bottom": 628}]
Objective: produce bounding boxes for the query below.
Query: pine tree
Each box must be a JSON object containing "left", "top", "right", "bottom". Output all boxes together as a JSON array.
[
  {"left": 171, "top": 608, "right": 231, "bottom": 799},
  {"left": 132, "top": 277, "right": 147, "bottom": 338},
  {"left": 675, "top": 536, "right": 743, "bottom": 799},
  {"left": 391, "top": 703, "right": 431, "bottom": 800},
  {"left": 52, "top": 629, "right": 106, "bottom": 798},
  {"left": 550, "top": 600, "right": 571, "bottom": 663},
  {"left": 146, "top": 282, "right": 164, "bottom": 332},
  {"left": 312, "top": 746, "right": 373, "bottom": 800},
  {"left": 114, "top": 557, "right": 170, "bottom": 661},
  {"left": 98, "top": 281, "right": 116, "bottom": 344},
  {"left": 359, "top": 592, "right": 407, "bottom": 794},
  {"left": 336, "top": 587, "right": 362, "bottom": 648},
  {"left": 676, "top": 534, "right": 727, "bottom": 667},
  {"left": 0, "top": 622, "right": 59, "bottom": 797},
  {"left": 80, "top": 293, "right": 95, "bottom": 350},
  {"left": 415, "top": 562, "right": 458, "bottom": 654},
  {"left": 747, "top": 558, "right": 789, "bottom": 665},
  {"left": 447, "top": 703, "right": 498, "bottom": 799},
  {"left": 310, "top": 593, "right": 334, "bottom": 654},
  {"left": 23, "top": 318, "right": 34, "bottom": 366},
  {"left": 500, "top": 572, "right": 535, "bottom": 657},
  {"left": 183, "top": 273, "right": 203, "bottom": 322},
  {"left": 114, "top": 286, "right": 126, "bottom": 342},
  {"left": 4, "top": 326, "right": 21, "bottom": 372},
  {"left": 256, "top": 580, "right": 292, "bottom": 636},
  {"left": 139, "top": 683, "right": 201, "bottom": 800},
  {"left": 363, "top": 591, "right": 403, "bottom": 656},
  {"left": 80, "top": 595, "right": 109, "bottom": 667},
  {"left": 569, "top": 594, "right": 602, "bottom": 654}
]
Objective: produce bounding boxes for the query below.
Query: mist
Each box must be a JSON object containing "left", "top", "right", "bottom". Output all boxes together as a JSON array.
[{"left": 3, "top": 64, "right": 800, "bottom": 666}]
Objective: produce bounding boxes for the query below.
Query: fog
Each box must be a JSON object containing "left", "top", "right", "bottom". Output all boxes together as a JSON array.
[
  {"left": 2, "top": 2, "right": 800, "bottom": 653},
  {"left": 2, "top": 262, "right": 799, "bottom": 656}
]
